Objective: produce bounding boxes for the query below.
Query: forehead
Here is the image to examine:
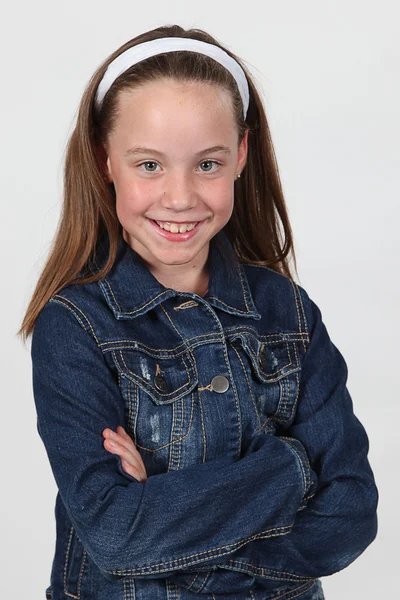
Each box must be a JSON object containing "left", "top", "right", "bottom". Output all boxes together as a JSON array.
[{"left": 111, "top": 78, "right": 237, "bottom": 142}]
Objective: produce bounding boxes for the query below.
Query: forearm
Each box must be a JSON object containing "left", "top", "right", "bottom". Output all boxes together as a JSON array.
[
  {"left": 60, "top": 432, "right": 313, "bottom": 577},
  {"left": 164, "top": 287, "right": 380, "bottom": 594},
  {"left": 33, "top": 300, "right": 314, "bottom": 580},
  {"left": 166, "top": 460, "right": 377, "bottom": 594}
]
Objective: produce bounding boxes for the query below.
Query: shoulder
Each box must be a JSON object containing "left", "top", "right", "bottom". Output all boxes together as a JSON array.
[
  {"left": 33, "top": 277, "right": 110, "bottom": 348},
  {"left": 243, "top": 263, "right": 315, "bottom": 331},
  {"left": 243, "top": 265, "right": 333, "bottom": 370},
  {"left": 243, "top": 263, "right": 297, "bottom": 293}
]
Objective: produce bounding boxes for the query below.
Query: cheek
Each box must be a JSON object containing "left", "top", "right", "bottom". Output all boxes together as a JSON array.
[
  {"left": 115, "top": 179, "right": 155, "bottom": 219},
  {"left": 115, "top": 197, "right": 131, "bottom": 228},
  {"left": 207, "top": 181, "right": 234, "bottom": 214}
]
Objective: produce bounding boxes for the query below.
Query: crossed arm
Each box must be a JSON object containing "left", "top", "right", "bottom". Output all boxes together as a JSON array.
[
  {"left": 31, "top": 290, "right": 378, "bottom": 592},
  {"left": 166, "top": 287, "right": 380, "bottom": 593}
]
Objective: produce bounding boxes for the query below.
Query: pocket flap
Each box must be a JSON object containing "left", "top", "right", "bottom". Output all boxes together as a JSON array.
[
  {"left": 113, "top": 347, "right": 198, "bottom": 404},
  {"left": 230, "top": 332, "right": 301, "bottom": 382}
]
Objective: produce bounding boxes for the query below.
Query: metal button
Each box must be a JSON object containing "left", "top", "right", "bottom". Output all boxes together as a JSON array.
[
  {"left": 210, "top": 375, "right": 229, "bottom": 393},
  {"left": 154, "top": 374, "right": 168, "bottom": 392}
]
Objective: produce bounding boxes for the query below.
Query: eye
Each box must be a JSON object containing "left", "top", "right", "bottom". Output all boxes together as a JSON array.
[
  {"left": 138, "top": 161, "right": 160, "bottom": 173},
  {"left": 137, "top": 159, "right": 222, "bottom": 174},
  {"left": 198, "top": 160, "right": 221, "bottom": 173}
]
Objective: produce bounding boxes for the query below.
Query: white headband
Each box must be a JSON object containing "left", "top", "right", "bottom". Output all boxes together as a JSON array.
[{"left": 94, "top": 37, "right": 249, "bottom": 119}]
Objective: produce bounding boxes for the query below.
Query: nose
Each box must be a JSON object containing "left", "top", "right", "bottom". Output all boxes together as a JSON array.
[{"left": 160, "top": 170, "right": 198, "bottom": 212}]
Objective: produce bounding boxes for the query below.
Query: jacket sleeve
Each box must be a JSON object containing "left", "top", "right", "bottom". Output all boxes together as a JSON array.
[
  {"left": 31, "top": 296, "right": 317, "bottom": 580},
  {"left": 168, "top": 285, "right": 379, "bottom": 595}
]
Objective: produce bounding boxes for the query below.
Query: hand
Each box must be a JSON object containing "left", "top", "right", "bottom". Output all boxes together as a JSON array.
[{"left": 102, "top": 425, "right": 148, "bottom": 482}]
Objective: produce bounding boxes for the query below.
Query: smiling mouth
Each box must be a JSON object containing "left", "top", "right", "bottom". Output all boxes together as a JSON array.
[{"left": 150, "top": 218, "right": 205, "bottom": 233}]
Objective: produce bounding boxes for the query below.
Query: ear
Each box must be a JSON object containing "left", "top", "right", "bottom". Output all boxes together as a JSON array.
[
  {"left": 95, "top": 142, "right": 113, "bottom": 183},
  {"left": 237, "top": 129, "right": 248, "bottom": 174}
]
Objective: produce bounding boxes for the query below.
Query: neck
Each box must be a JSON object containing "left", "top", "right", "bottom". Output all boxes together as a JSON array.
[
  {"left": 122, "top": 228, "right": 209, "bottom": 296},
  {"left": 152, "top": 267, "right": 209, "bottom": 296}
]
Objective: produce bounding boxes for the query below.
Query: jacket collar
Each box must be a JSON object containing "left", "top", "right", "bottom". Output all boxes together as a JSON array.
[{"left": 92, "top": 227, "right": 261, "bottom": 321}]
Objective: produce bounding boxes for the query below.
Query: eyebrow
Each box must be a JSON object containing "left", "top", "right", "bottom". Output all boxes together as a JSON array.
[{"left": 124, "top": 145, "right": 232, "bottom": 158}]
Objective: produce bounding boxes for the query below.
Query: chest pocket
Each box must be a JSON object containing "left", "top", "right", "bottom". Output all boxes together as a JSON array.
[
  {"left": 228, "top": 332, "right": 302, "bottom": 430},
  {"left": 111, "top": 346, "right": 198, "bottom": 454}
]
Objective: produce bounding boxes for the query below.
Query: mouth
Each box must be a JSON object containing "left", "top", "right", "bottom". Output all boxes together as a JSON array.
[{"left": 147, "top": 217, "right": 207, "bottom": 242}]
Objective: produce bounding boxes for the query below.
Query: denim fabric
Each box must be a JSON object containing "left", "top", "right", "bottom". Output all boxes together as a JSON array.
[{"left": 32, "top": 227, "right": 378, "bottom": 600}]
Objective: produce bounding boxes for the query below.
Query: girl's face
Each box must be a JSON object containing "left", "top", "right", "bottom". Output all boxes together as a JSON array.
[{"left": 102, "top": 78, "right": 248, "bottom": 276}]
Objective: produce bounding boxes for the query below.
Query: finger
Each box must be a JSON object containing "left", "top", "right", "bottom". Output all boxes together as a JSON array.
[
  {"left": 103, "top": 428, "right": 137, "bottom": 455},
  {"left": 120, "top": 459, "right": 137, "bottom": 479},
  {"left": 116, "top": 425, "right": 131, "bottom": 438},
  {"left": 103, "top": 437, "right": 147, "bottom": 482},
  {"left": 113, "top": 444, "right": 146, "bottom": 482},
  {"left": 103, "top": 437, "right": 141, "bottom": 467},
  {"left": 103, "top": 427, "right": 131, "bottom": 445},
  {"left": 102, "top": 428, "right": 147, "bottom": 471},
  {"left": 120, "top": 458, "right": 147, "bottom": 483},
  {"left": 103, "top": 434, "right": 148, "bottom": 483}
]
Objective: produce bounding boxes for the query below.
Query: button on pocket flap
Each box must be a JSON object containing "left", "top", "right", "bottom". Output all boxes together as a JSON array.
[
  {"left": 114, "top": 347, "right": 198, "bottom": 404},
  {"left": 231, "top": 333, "right": 301, "bottom": 382}
]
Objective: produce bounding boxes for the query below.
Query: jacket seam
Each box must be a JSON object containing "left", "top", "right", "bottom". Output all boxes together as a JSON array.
[
  {"left": 279, "top": 436, "right": 310, "bottom": 496},
  {"left": 271, "top": 580, "right": 317, "bottom": 600},
  {"left": 50, "top": 295, "right": 100, "bottom": 347},
  {"left": 289, "top": 280, "right": 309, "bottom": 353},
  {"left": 195, "top": 569, "right": 214, "bottom": 592},
  {"left": 99, "top": 329, "right": 308, "bottom": 351},
  {"left": 216, "top": 559, "right": 312, "bottom": 582},
  {"left": 103, "top": 524, "right": 293, "bottom": 576}
]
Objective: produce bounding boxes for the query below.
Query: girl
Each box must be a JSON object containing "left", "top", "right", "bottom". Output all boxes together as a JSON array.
[{"left": 19, "top": 24, "right": 378, "bottom": 600}]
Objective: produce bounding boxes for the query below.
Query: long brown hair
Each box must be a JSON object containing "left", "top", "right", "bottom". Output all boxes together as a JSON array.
[{"left": 17, "top": 24, "right": 299, "bottom": 344}]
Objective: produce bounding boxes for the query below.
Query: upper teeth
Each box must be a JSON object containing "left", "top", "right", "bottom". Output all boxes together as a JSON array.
[{"left": 155, "top": 221, "right": 199, "bottom": 233}]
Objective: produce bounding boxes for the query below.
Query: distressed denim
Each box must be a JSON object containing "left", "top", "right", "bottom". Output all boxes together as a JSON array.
[{"left": 31, "top": 227, "right": 378, "bottom": 600}]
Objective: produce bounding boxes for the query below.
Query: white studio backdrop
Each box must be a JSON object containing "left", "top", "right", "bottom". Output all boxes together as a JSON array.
[{"left": 1, "top": 1, "right": 398, "bottom": 598}]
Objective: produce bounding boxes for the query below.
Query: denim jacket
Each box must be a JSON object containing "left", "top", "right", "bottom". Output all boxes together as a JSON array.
[{"left": 31, "top": 227, "right": 378, "bottom": 600}]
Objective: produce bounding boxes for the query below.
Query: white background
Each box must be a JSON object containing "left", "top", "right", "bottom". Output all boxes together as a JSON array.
[{"left": 2, "top": 1, "right": 399, "bottom": 598}]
